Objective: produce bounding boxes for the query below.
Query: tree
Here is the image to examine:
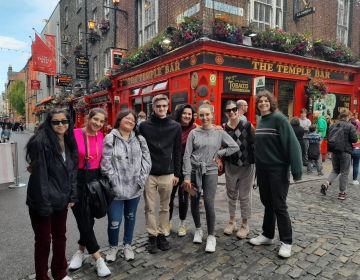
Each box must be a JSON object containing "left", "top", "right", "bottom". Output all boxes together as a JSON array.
[{"left": 8, "top": 80, "right": 25, "bottom": 116}]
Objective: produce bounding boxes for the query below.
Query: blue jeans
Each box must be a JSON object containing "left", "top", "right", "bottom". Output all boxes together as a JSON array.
[
  {"left": 352, "top": 148, "right": 360, "bottom": 180},
  {"left": 107, "top": 197, "right": 140, "bottom": 246}
]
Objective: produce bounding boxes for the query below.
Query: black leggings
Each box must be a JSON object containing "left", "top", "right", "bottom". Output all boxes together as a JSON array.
[{"left": 169, "top": 183, "right": 189, "bottom": 221}]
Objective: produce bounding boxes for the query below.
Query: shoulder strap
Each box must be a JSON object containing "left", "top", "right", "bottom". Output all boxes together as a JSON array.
[{"left": 82, "top": 129, "right": 89, "bottom": 170}]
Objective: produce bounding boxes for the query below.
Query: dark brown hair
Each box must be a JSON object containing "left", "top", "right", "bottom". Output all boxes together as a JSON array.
[
  {"left": 88, "top": 107, "right": 107, "bottom": 120},
  {"left": 114, "top": 109, "right": 137, "bottom": 129},
  {"left": 255, "top": 90, "right": 277, "bottom": 115}
]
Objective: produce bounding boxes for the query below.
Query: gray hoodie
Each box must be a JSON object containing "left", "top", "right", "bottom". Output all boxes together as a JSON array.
[{"left": 101, "top": 129, "right": 152, "bottom": 200}]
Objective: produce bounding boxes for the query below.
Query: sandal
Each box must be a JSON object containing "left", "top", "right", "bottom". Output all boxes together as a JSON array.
[{"left": 320, "top": 183, "right": 328, "bottom": 195}]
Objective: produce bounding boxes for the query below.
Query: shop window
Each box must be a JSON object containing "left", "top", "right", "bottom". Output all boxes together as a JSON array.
[
  {"left": 143, "top": 95, "right": 153, "bottom": 117},
  {"left": 278, "top": 81, "right": 294, "bottom": 118},
  {"left": 256, "top": 78, "right": 276, "bottom": 94},
  {"left": 250, "top": 0, "right": 283, "bottom": 30},
  {"left": 171, "top": 92, "right": 188, "bottom": 113},
  {"left": 132, "top": 97, "right": 142, "bottom": 113},
  {"left": 137, "top": 0, "right": 158, "bottom": 46},
  {"left": 336, "top": 0, "right": 350, "bottom": 46}
]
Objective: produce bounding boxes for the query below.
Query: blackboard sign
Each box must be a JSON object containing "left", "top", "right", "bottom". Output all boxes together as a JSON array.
[
  {"left": 75, "top": 55, "right": 89, "bottom": 80},
  {"left": 223, "top": 72, "right": 252, "bottom": 94}
]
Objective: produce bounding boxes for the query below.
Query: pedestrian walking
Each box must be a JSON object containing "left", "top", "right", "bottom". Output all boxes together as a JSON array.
[
  {"left": 320, "top": 109, "right": 357, "bottom": 200},
  {"left": 168, "top": 104, "right": 197, "bottom": 237},
  {"left": 305, "top": 125, "right": 323, "bottom": 175},
  {"left": 250, "top": 90, "right": 302, "bottom": 259},
  {"left": 139, "top": 94, "right": 182, "bottom": 254},
  {"left": 68, "top": 108, "right": 111, "bottom": 277},
  {"left": 299, "top": 108, "right": 311, "bottom": 166},
  {"left": 26, "top": 108, "right": 77, "bottom": 280},
  {"left": 222, "top": 100, "right": 255, "bottom": 239},
  {"left": 101, "top": 110, "right": 151, "bottom": 262},
  {"left": 182, "top": 103, "right": 239, "bottom": 253},
  {"left": 313, "top": 111, "right": 328, "bottom": 162}
]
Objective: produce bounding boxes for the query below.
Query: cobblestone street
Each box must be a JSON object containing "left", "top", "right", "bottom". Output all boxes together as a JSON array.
[{"left": 21, "top": 161, "right": 360, "bottom": 280}]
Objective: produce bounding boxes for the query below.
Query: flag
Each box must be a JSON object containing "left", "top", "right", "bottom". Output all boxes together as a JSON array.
[{"left": 31, "top": 33, "right": 56, "bottom": 75}]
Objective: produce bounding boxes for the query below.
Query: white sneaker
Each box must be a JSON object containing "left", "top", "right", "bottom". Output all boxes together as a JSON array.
[
  {"left": 193, "top": 228, "right": 203, "bottom": 244},
  {"left": 62, "top": 276, "right": 72, "bottom": 280},
  {"left": 178, "top": 224, "right": 187, "bottom": 237},
  {"left": 205, "top": 235, "right": 216, "bottom": 253},
  {"left": 123, "top": 244, "right": 135, "bottom": 261},
  {"left": 278, "top": 242, "right": 292, "bottom": 258},
  {"left": 68, "top": 250, "right": 85, "bottom": 270},
  {"left": 249, "top": 234, "right": 274, "bottom": 246},
  {"left": 96, "top": 257, "right": 111, "bottom": 277},
  {"left": 105, "top": 246, "right": 119, "bottom": 262},
  {"left": 351, "top": 180, "right": 359, "bottom": 185}
]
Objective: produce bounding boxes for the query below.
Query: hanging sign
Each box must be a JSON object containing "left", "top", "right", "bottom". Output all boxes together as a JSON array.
[
  {"left": 75, "top": 55, "right": 89, "bottom": 80},
  {"left": 56, "top": 74, "right": 73, "bottom": 87},
  {"left": 31, "top": 80, "right": 41, "bottom": 90}
]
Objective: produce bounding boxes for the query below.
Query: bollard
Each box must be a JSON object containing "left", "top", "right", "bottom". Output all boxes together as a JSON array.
[{"left": 8, "top": 142, "right": 26, "bottom": 189}]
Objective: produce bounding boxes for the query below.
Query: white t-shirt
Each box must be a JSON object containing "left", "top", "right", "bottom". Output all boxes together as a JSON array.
[{"left": 299, "top": 118, "right": 311, "bottom": 133}]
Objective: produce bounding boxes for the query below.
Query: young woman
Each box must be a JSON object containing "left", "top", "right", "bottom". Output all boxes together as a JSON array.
[
  {"left": 250, "top": 90, "right": 302, "bottom": 259},
  {"left": 101, "top": 110, "right": 151, "bottom": 262},
  {"left": 182, "top": 104, "right": 239, "bottom": 253},
  {"left": 168, "top": 104, "right": 197, "bottom": 237},
  {"left": 69, "top": 108, "right": 111, "bottom": 277},
  {"left": 26, "top": 109, "right": 77, "bottom": 280},
  {"left": 222, "top": 100, "right": 255, "bottom": 239}
]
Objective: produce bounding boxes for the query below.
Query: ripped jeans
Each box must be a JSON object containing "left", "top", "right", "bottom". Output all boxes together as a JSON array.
[{"left": 107, "top": 196, "right": 141, "bottom": 246}]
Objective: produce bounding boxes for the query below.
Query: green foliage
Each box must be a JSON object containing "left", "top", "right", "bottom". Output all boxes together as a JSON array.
[
  {"left": 8, "top": 80, "right": 25, "bottom": 116},
  {"left": 305, "top": 78, "right": 328, "bottom": 100}
]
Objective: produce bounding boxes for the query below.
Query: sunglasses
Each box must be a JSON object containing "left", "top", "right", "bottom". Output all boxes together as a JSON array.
[
  {"left": 225, "top": 107, "right": 238, "bottom": 113},
  {"left": 51, "top": 119, "right": 69, "bottom": 126},
  {"left": 155, "top": 104, "right": 168, "bottom": 108}
]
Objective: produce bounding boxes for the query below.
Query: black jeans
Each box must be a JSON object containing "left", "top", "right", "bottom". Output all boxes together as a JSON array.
[
  {"left": 256, "top": 164, "right": 292, "bottom": 244},
  {"left": 169, "top": 183, "right": 189, "bottom": 221},
  {"left": 72, "top": 169, "right": 100, "bottom": 254}
]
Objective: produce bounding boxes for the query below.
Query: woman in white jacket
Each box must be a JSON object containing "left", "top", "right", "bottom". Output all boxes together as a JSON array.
[{"left": 101, "top": 110, "right": 151, "bottom": 262}]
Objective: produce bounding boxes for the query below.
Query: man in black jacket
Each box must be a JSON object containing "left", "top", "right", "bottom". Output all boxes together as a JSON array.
[
  {"left": 321, "top": 109, "right": 357, "bottom": 200},
  {"left": 139, "top": 94, "right": 181, "bottom": 253}
]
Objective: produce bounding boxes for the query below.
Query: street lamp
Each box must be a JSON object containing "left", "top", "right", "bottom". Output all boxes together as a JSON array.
[{"left": 88, "top": 19, "right": 96, "bottom": 31}]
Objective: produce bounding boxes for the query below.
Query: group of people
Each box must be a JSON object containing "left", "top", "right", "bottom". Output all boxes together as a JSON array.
[{"left": 26, "top": 91, "right": 304, "bottom": 280}]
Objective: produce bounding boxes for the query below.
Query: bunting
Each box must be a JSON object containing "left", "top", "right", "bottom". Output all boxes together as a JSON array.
[{"left": 31, "top": 33, "right": 56, "bottom": 75}]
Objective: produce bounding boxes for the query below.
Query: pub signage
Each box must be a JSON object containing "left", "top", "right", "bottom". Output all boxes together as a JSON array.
[
  {"left": 89, "top": 94, "right": 110, "bottom": 104},
  {"left": 75, "top": 55, "right": 89, "bottom": 80},
  {"left": 56, "top": 74, "right": 73, "bottom": 87},
  {"left": 31, "top": 80, "right": 41, "bottom": 90},
  {"left": 223, "top": 73, "right": 252, "bottom": 94},
  {"left": 294, "top": 7, "right": 315, "bottom": 19}
]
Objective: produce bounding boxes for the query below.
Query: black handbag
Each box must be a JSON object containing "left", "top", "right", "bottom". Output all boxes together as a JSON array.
[{"left": 82, "top": 130, "right": 114, "bottom": 219}]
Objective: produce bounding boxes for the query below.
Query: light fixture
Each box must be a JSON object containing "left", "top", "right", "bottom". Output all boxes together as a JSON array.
[
  {"left": 112, "top": 0, "right": 120, "bottom": 5},
  {"left": 162, "top": 38, "right": 171, "bottom": 45},
  {"left": 88, "top": 19, "right": 96, "bottom": 31},
  {"left": 248, "top": 33, "right": 257, "bottom": 37}
]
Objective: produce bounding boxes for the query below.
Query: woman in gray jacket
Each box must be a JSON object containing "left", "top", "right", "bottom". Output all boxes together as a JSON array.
[
  {"left": 183, "top": 103, "right": 239, "bottom": 253},
  {"left": 101, "top": 110, "right": 151, "bottom": 262}
]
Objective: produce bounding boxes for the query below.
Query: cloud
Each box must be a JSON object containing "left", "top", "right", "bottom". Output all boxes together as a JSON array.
[{"left": 0, "top": 36, "right": 27, "bottom": 50}]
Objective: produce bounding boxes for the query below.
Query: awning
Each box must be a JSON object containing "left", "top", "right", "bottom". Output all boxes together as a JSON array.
[
  {"left": 37, "top": 96, "right": 54, "bottom": 106},
  {"left": 153, "top": 81, "right": 168, "bottom": 91}
]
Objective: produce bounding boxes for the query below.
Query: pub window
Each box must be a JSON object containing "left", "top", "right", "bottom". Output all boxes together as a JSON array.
[
  {"left": 92, "top": 8, "right": 97, "bottom": 25},
  {"left": 65, "top": 7, "right": 69, "bottom": 26},
  {"left": 137, "top": 0, "right": 159, "bottom": 47},
  {"left": 278, "top": 81, "right": 295, "bottom": 118},
  {"left": 171, "top": 92, "right": 188, "bottom": 113},
  {"left": 132, "top": 97, "right": 142, "bottom": 113},
  {"left": 336, "top": 0, "right": 350, "bottom": 46},
  {"left": 250, "top": 0, "right": 283, "bottom": 30}
]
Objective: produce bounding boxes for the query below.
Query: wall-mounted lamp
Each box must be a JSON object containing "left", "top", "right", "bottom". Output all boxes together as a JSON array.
[
  {"left": 112, "top": 0, "right": 120, "bottom": 5},
  {"left": 88, "top": 19, "right": 96, "bottom": 31}
]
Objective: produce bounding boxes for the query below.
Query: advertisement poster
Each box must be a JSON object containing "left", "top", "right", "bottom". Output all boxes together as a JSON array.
[{"left": 313, "top": 93, "right": 350, "bottom": 119}]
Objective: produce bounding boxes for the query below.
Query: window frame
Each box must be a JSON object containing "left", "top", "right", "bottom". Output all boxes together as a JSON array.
[
  {"left": 249, "top": 0, "right": 283, "bottom": 30},
  {"left": 137, "top": 0, "right": 159, "bottom": 46},
  {"left": 336, "top": 0, "right": 350, "bottom": 46}
]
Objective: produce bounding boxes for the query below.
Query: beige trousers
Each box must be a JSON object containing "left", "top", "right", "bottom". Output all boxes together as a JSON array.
[{"left": 144, "top": 174, "right": 174, "bottom": 236}]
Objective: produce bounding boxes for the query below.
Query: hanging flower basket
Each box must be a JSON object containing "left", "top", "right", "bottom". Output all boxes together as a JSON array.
[
  {"left": 98, "top": 19, "right": 110, "bottom": 34},
  {"left": 305, "top": 78, "right": 328, "bottom": 100}
]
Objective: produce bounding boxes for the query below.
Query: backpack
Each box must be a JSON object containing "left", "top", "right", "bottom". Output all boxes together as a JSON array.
[{"left": 327, "top": 123, "right": 345, "bottom": 153}]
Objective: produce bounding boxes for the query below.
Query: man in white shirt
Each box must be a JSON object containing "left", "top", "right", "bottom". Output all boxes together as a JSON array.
[
  {"left": 299, "top": 108, "right": 312, "bottom": 166},
  {"left": 236, "top": 99, "right": 248, "bottom": 122}
]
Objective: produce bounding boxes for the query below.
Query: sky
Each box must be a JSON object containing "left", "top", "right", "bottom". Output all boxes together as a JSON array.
[{"left": 0, "top": 0, "right": 58, "bottom": 91}]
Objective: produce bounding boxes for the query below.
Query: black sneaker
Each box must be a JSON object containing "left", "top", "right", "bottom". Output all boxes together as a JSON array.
[
  {"left": 320, "top": 183, "right": 328, "bottom": 195},
  {"left": 147, "top": 235, "right": 159, "bottom": 254},
  {"left": 157, "top": 234, "right": 170, "bottom": 251}
]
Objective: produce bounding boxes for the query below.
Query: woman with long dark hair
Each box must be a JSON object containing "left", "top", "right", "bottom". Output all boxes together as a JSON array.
[
  {"left": 68, "top": 108, "right": 111, "bottom": 277},
  {"left": 101, "top": 110, "right": 151, "bottom": 262},
  {"left": 167, "top": 104, "right": 196, "bottom": 237},
  {"left": 26, "top": 108, "right": 77, "bottom": 280}
]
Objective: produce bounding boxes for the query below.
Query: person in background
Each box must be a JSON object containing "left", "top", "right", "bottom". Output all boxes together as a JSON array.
[
  {"left": 306, "top": 125, "right": 323, "bottom": 176},
  {"left": 69, "top": 108, "right": 111, "bottom": 277},
  {"left": 313, "top": 111, "right": 328, "bottom": 162},
  {"left": 250, "top": 90, "right": 302, "bottom": 259},
  {"left": 139, "top": 94, "right": 182, "bottom": 254},
  {"left": 299, "top": 108, "right": 311, "bottom": 166},
  {"left": 1, "top": 124, "right": 11, "bottom": 142},
  {"left": 290, "top": 117, "right": 305, "bottom": 158},
  {"left": 168, "top": 104, "right": 197, "bottom": 237},
  {"left": 26, "top": 108, "right": 77, "bottom": 280},
  {"left": 137, "top": 111, "right": 147, "bottom": 126},
  {"left": 320, "top": 109, "right": 357, "bottom": 200},
  {"left": 101, "top": 110, "right": 151, "bottom": 262},
  {"left": 351, "top": 112, "right": 360, "bottom": 185},
  {"left": 183, "top": 103, "right": 239, "bottom": 253},
  {"left": 222, "top": 100, "right": 255, "bottom": 239},
  {"left": 236, "top": 99, "right": 248, "bottom": 122}
]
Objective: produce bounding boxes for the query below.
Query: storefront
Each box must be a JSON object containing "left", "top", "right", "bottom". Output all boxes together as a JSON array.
[{"left": 111, "top": 38, "right": 360, "bottom": 124}]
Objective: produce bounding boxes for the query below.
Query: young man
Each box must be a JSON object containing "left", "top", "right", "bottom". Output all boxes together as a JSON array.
[
  {"left": 139, "top": 94, "right": 182, "bottom": 254},
  {"left": 299, "top": 108, "right": 311, "bottom": 166},
  {"left": 236, "top": 99, "right": 248, "bottom": 122}
]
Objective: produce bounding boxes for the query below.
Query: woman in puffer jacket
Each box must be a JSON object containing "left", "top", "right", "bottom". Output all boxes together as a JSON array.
[{"left": 101, "top": 110, "right": 151, "bottom": 262}]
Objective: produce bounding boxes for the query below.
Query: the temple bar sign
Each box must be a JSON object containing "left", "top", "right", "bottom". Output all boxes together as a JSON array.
[
  {"left": 224, "top": 73, "right": 252, "bottom": 94},
  {"left": 294, "top": 7, "right": 315, "bottom": 19}
]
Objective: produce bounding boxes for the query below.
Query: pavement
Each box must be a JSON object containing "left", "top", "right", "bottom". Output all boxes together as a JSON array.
[{"left": 19, "top": 159, "right": 360, "bottom": 280}]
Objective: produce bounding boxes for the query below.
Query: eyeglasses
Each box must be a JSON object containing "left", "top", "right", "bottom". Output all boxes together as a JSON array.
[
  {"left": 51, "top": 119, "right": 69, "bottom": 126},
  {"left": 225, "top": 107, "right": 238, "bottom": 113},
  {"left": 155, "top": 104, "right": 168, "bottom": 108}
]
